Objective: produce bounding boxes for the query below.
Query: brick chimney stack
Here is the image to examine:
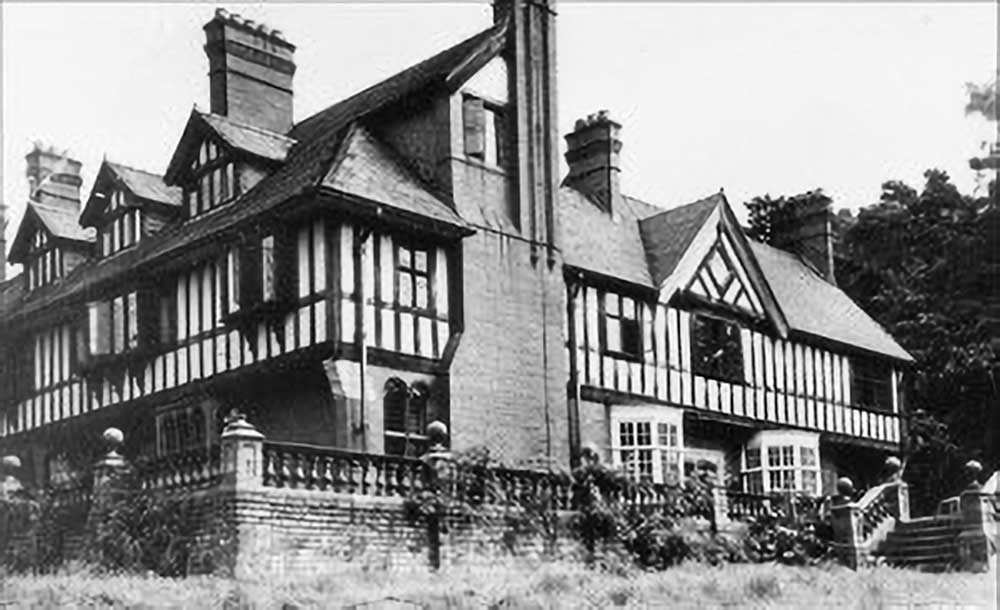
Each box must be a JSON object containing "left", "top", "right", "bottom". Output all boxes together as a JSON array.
[
  {"left": 780, "top": 193, "right": 836, "bottom": 284},
  {"left": 563, "top": 111, "right": 622, "bottom": 214},
  {"left": 25, "top": 143, "right": 83, "bottom": 209},
  {"left": 204, "top": 8, "right": 296, "bottom": 134}
]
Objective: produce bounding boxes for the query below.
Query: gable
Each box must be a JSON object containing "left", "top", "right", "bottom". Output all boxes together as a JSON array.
[{"left": 685, "top": 229, "right": 765, "bottom": 317}]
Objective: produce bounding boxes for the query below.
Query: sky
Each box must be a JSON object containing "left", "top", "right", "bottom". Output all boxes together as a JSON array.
[{"left": 2, "top": 2, "right": 997, "bottom": 279}]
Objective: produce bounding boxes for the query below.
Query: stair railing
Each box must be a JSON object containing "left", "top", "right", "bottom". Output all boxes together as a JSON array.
[{"left": 830, "top": 476, "right": 909, "bottom": 568}]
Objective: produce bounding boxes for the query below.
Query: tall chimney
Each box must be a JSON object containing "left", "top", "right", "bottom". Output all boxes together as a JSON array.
[
  {"left": 203, "top": 8, "right": 296, "bottom": 134},
  {"left": 563, "top": 111, "right": 622, "bottom": 213},
  {"left": 777, "top": 191, "right": 836, "bottom": 284},
  {"left": 494, "top": 0, "right": 559, "bottom": 266},
  {"left": 25, "top": 143, "right": 83, "bottom": 209}
]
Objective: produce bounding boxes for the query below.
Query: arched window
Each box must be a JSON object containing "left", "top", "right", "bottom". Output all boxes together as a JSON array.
[{"left": 383, "top": 378, "right": 429, "bottom": 457}]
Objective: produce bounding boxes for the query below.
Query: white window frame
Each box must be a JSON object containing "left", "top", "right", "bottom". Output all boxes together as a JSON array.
[
  {"left": 741, "top": 430, "right": 821, "bottom": 496},
  {"left": 610, "top": 405, "right": 684, "bottom": 484}
]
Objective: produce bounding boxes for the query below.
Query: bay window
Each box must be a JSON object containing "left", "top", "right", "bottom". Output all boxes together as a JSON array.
[
  {"left": 611, "top": 406, "right": 683, "bottom": 484},
  {"left": 741, "top": 431, "right": 820, "bottom": 496}
]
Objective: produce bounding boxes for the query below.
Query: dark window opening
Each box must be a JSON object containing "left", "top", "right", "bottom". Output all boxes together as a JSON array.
[
  {"left": 396, "top": 244, "right": 431, "bottom": 314},
  {"left": 383, "top": 378, "right": 430, "bottom": 458},
  {"left": 603, "top": 293, "right": 641, "bottom": 359},
  {"left": 462, "top": 96, "right": 507, "bottom": 168},
  {"left": 690, "top": 313, "right": 744, "bottom": 382},
  {"left": 850, "top": 356, "right": 892, "bottom": 412}
]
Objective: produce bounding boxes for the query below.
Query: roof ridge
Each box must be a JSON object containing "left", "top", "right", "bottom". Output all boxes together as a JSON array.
[
  {"left": 105, "top": 159, "right": 169, "bottom": 179},
  {"left": 197, "top": 110, "right": 297, "bottom": 142}
]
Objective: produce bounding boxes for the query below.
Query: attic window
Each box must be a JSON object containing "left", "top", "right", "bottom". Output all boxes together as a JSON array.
[
  {"left": 186, "top": 139, "right": 237, "bottom": 217},
  {"left": 463, "top": 96, "right": 505, "bottom": 167},
  {"left": 26, "top": 231, "right": 64, "bottom": 290},
  {"left": 98, "top": 192, "right": 142, "bottom": 257}
]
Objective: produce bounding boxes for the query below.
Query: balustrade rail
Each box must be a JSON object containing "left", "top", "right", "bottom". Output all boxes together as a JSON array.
[
  {"left": 855, "top": 482, "right": 902, "bottom": 544},
  {"left": 725, "top": 490, "right": 829, "bottom": 522},
  {"left": 134, "top": 445, "right": 222, "bottom": 491},
  {"left": 262, "top": 442, "right": 427, "bottom": 496}
]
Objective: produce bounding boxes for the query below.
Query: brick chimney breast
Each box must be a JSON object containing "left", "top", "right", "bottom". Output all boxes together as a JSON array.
[
  {"left": 25, "top": 143, "right": 83, "bottom": 209},
  {"left": 563, "top": 110, "right": 622, "bottom": 214},
  {"left": 203, "top": 8, "right": 296, "bottom": 134}
]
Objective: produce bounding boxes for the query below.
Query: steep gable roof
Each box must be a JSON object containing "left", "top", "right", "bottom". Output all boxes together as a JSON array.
[
  {"left": 639, "top": 194, "right": 721, "bottom": 286},
  {"left": 164, "top": 110, "right": 296, "bottom": 184},
  {"left": 81, "top": 161, "right": 182, "bottom": 227},
  {"left": 321, "top": 124, "right": 468, "bottom": 229},
  {"left": 8, "top": 201, "right": 94, "bottom": 263},
  {"left": 750, "top": 241, "right": 913, "bottom": 361}
]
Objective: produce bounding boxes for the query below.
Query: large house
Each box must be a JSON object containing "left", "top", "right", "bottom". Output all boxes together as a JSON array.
[{"left": 0, "top": 1, "right": 911, "bottom": 498}]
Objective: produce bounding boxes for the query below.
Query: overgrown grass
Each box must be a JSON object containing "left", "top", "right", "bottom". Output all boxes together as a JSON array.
[{"left": 1, "top": 560, "right": 995, "bottom": 609}]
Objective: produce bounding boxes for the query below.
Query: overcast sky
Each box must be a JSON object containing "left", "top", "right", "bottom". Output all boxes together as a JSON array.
[{"left": 2, "top": 2, "right": 996, "bottom": 277}]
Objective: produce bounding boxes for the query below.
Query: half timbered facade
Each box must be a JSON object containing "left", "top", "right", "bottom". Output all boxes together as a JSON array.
[{"left": 0, "top": 1, "right": 911, "bottom": 497}]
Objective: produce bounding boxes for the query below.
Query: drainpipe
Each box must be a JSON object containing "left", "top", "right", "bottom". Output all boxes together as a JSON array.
[
  {"left": 566, "top": 273, "right": 583, "bottom": 468},
  {"left": 355, "top": 227, "right": 373, "bottom": 453}
]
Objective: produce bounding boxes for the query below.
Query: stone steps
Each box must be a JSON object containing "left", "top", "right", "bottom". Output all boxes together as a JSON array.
[{"left": 874, "top": 518, "right": 961, "bottom": 570}]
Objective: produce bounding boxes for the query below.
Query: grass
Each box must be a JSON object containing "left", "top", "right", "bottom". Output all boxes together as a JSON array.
[{"left": 0, "top": 560, "right": 996, "bottom": 609}]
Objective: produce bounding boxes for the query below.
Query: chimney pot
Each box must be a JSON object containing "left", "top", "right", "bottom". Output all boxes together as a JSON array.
[{"left": 563, "top": 110, "right": 623, "bottom": 214}]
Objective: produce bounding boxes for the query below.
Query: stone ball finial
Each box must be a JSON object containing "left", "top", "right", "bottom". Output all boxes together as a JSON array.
[
  {"left": 426, "top": 420, "right": 448, "bottom": 447},
  {"left": 103, "top": 427, "right": 124, "bottom": 453},
  {"left": 580, "top": 442, "right": 602, "bottom": 466},
  {"left": 836, "top": 476, "right": 855, "bottom": 497},
  {"left": 884, "top": 456, "right": 902, "bottom": 479},
  {"left": 965, "top": 460, "right": 983, "bottom": 475},
  {"left": 1, "top": 455, "right": 21, "bottom": 471}
]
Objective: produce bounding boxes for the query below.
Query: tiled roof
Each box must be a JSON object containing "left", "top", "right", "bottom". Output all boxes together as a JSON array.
[
  {"left": 199, "top": 112, "right": 295, "bottom": 162},
  {"left": 1, "top": 21, "right": 508, "bottom": 325},
  {"left": 750, "top": 241, "right": 912, "bottom": 361},
  {"left": 106, "top": 162, "right": 182, "bottom": 207},
  {"left": 639, "top": 194, "right": 722, "bottom": 286},
  {"left": 559, "top": 189, "right": 657, "bottom": 287},
  {"left": 321, "top": 124, "right": 468, "bottom": 229},
  {"left": 0, "top": 275, "right": 23, "bottom": 314},
  {"left": 29, "top": 202, "right": 93, "bottom": 243}
]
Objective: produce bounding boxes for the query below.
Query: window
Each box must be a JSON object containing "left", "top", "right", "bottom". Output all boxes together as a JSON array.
[
  {"left": 156, "top": 405, "right": 210, "bottom": 456},
  {"left": 690, "top": 313, "right": 743, "bottom": 382},
  {"left": 230, "top": 230, "right": 294, "bottom": 312},
  {"left": 850, "top": 356, "right": 892, "bottom": 411},
  {"left": 611, "top": 407, "right": 683, "bottom": 484},
  {"left": 396, "top": 244, "right": 430, "bottom": 313},
  {"left": 261, "top": 235, "right": 276, "bottom": 302},
  {"left": 86, "top": 291, "right": 144, "bottom": 357},
  {"left": 187, "top": 139, "right": 237, "bottom": 217},
  {"left": 463, "top": 96, "right": 506, "bottom": 167},
  {"left": 741, "top": 431, "right": 821, "bottom": 496},
  {"left": 383, "top": 378, "right": 430, "bottom": 457},
  {"left": 97, "top": 194, "right": 143, "bottom": 257},
  {"left": 602, "top": 293, "right": 641, "bottom": 359}
]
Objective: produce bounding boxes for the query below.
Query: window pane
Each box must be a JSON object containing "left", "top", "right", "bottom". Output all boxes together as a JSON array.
[
  {"left": 767, "top": 446, "right": 781, "bottom": 467},
  {"left": 800, "top": 446, "right": 817, "bottom": 467},
  {"left": 636, "top": 422, "right": 651, "bottom": 446},
  {"left": 621, "top": 297, "right": 634, "bottom": 319},
  {"left": 657, "top": 422, "right": 670, "bottom": 446},
  {"left": 621, "top": 319, "right": 641, "bottom": 356},
  {"left": 606, "top": 319, "right": 621, "bottom": 352},
  {"left": 619, "top": 422, "right": 634, "bottom": 446},
  {"left": 637, "top": 449, "right": 653, "bottom": 481},
  {"left": 782, "top": 446, "right": 795, "bottom": 466},
  {"left": 413, "top": 249, "right": 427, "bottom": 272},
  {"left": 261, "top": 235, "right": 275, "bottom": 301},
  {"left": 802, "top": 470, "right": 817, "bottom": 494},
  {"left": 399, "top": 274, "right": 413, "bottom": 307},
  {"left": 605, "top": 294, "right": 619, "bottom": 316},
  {"left": 746, "top": 447, "right": 761, "bottom": 469},
  {"left": 414, "top": 275, "right": 429, "bottom": 309}
]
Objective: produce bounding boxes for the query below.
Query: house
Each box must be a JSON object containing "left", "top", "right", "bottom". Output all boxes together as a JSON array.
[{"left": 0, "top": 0, "right": 911, "bottom": 499}]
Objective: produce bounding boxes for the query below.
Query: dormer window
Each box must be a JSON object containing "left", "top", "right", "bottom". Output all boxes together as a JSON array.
[
  {"left": 463, "top": 96, "right": 507, "bottom": 168},
  {"left": 26, "top": 231, "right": 64, "bottom": 289},
  {"left": 186, "top": 139, "right": 237, "bottom": 217},
  {"left": 97, "top": 190, "right": 143, "bottom": 257}
]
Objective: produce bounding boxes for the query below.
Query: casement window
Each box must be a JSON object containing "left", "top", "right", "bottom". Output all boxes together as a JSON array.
[
  {"left": 186, "top": 139, "right": 238, "bottom": 218},
  {"left": 383, "top": 378, "right": 430, "bottom": 457},
  {"left": 602, "top": 293, "right": 642, "bottom": 359},
  {"left": 97, "top": 191, "right": 144, "bottom": 257},
  {"left": 610, "top": 407, "right": 684, "bottom": 484},
  {"left": 396, "top": 244, "right": 431, "bottom": 313},
  {"left": 156, "top": 405, "right": 210, "bottom": 456},
  {"left": 850, "top": 356, "right": 893, "bottom": 412},
  {"left": 85, "top": 291, "right": 162, "bottom": 357},
  {"left": 690, "top": 313, "right": 744, "bottom": 382},
  {"left": 463, "top": 96, "right": 507, "bottom": 167},
  {"left": 25, "top": 231, "right": 65, "bottom": 289},
  {"left": 229, "top": 231, "right": 295, "bottom": 312},
  {"left": 741, "top": 431, "right": 821, "bottom": 496}
]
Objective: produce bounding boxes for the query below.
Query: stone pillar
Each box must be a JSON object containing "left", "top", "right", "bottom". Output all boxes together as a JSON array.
[
  {"left": 883, "top": 456, "right": 909, "bottom": 521},
  {"left": 217, "top": 411, "right": 267, "bottom": 578},
  {"left": 830, "top": 477, "right": 864, "bottom": 569},
  {"left": 956, "top": 461, "right": 997, "bottom": 572},
  {"left": 0, "top": 455, "right": 25, "bottom": 501},
  {"left": 420, "top": 421, "right": 453, "bottom": 570},
  {"left": 90, "top": 428, "right": 130, "bottom": 512},
  {"left": 220, "top": 410, "right": 265, "bottom": 493}
]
